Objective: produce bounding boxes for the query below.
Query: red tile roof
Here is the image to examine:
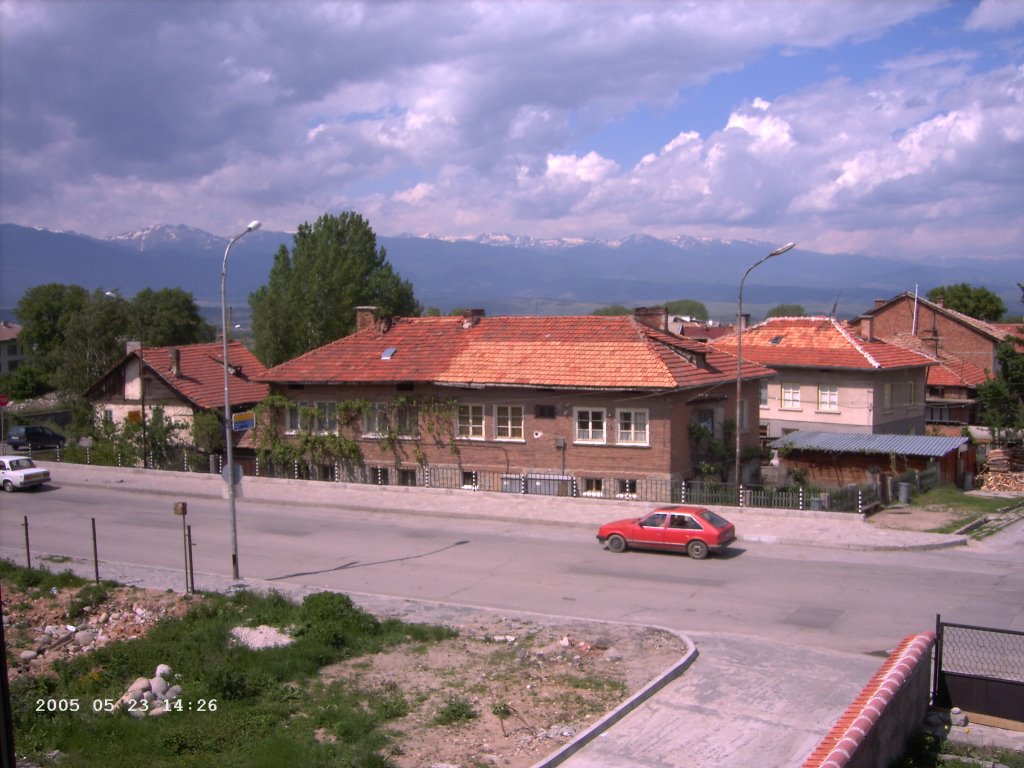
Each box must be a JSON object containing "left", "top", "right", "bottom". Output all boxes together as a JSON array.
[
  {"left": 260, "top": 315, "right": 772, "bottom": 390},
  {"left": 711, "top": 316, "right": 936, "bottom": 371},
  {"left": 138, "top": 341, "right": 270, "bottom": 409},
  {"left": 0, "top": 321, "right": 21, "bottom": 342}
]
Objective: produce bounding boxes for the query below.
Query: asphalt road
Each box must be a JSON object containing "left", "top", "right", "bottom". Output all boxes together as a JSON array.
[{"left": 3, "top": 482, "right": 1021, "bottom": 655}]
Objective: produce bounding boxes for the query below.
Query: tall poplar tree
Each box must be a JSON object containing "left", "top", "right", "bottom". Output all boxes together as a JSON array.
[{"left": 249, "top": 212, "right": 421, "bottom": 366}]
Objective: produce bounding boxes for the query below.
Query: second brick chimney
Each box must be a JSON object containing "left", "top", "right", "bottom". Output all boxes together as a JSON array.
[{"left": 355, "top": 306, "right": 379, "bottom": 331}]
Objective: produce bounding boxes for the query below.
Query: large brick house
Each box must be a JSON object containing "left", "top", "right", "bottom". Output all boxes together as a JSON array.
[
  {"left": 256, "top": 307, "right": 775, "bottom": 495},
  {"left": 712, "top": 316, "right": 935, "bottom": 440},
  {"left": 854, "top": 293, "right": 1017, "bottom": 429},
  {"left": 858, "top": 292, "right": 1013, "bottom": 374}
]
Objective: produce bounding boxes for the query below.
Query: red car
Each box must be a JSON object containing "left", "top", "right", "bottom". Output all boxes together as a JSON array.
[{"left": 596, "top": 505, "right": 736, "bottom": 560}]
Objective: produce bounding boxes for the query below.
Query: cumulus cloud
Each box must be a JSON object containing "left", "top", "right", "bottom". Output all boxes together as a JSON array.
[{"left": 0, "top": 0, "right": 1020, "bottom": 262}]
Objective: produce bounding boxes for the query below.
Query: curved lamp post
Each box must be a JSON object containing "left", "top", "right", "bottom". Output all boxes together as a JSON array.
[
  {"left": 734, "top": 242, "right": 795, "bottom": 494},
  {"left": 222, "top": 219, "right": 261, "bottom": 580}
]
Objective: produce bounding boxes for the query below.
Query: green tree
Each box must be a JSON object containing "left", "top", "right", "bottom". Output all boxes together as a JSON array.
[
  {"left": 665, "top": 299, "right": 709, "bottom": 321},
  {"left": 766, "top": 303, "right": 806, "bottom": 318},
  {"left": 52, "top": 288, "right": 133, "bottom": 394},
  {"left": 14, "top": 283, "right": 90, "bottom": 384},
  {"left": 249, "top": 212, "right": 421, "bottom": 366},
  {"left": 926, "top": 284, "right": 1005, "bottom": 322},
  {"left": 591, "top": 304, "right": 632, "bottom": 316},
  {"left": 130, "top": 288, "right": 216, "bottom": 346}
]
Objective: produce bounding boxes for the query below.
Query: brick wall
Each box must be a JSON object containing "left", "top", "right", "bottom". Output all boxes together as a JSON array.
[
  {"left": 803, "top": 632, "right": 935, "bottom": 768},
  {"left": 271, "top": 381, "right": 756, "bottom": 482},
  {"left": 869, "top": 298, "right": 998, "bottom": 373}
]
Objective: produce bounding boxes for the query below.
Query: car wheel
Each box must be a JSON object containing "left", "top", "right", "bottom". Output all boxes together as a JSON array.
[
  {"left": 2, "top": 480, "right": 14, "bottom": 493},
  {"left": 687, "top": 540, "right": 709, "bottom": 560},
  {"left": 607, "top": 534, "right": 627, "bottom": 553}
]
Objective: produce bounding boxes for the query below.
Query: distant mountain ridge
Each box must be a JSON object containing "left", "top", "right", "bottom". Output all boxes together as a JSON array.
[{"left": 0, "top": 222, "right": 1012, "bottom": 322}]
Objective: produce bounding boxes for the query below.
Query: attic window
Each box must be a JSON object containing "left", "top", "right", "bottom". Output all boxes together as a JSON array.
[
  {"left": 381, "top": 347, "right": 397, "bottom": 360},
  {"left": 770, "top": 336, "right": 784, "bottom": 344}
]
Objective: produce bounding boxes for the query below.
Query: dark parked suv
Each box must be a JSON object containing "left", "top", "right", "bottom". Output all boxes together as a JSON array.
[{"left": 6, "top": 425, "right": 67, "bottom": 451}]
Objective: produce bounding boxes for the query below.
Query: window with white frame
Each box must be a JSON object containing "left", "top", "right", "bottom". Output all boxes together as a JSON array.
[
  {"left": 581, "top": 477, "right": 603, "bottom": 497},
  {"left": 617, "top": 409, "right": 649, "bottom": 444},
  {"left": 457, "top": 404, "right": 484, "bottom": 439},
  {"left": 495, "top": 405, "right": 524, "bottom": 440},
  {"left": 364, "top": 403, "right": 391, "bottom": 435},
  {"left": 288, "top": 400, "right": 337, "bottom": 433},
  {"left": 759, "top": 380, "right": 768, "bottom": 408},
  {"left": 395, "top": 404, "right": 419, "bottom": 437},
  {"left": 817, "top": 384, "right": 839, "bottom": 412},
  {"left": 574, "top": 408, "right": 605, "bottom": 443},
  {"left": 781, "top": 383, "right": 801, "bottom": 410}
]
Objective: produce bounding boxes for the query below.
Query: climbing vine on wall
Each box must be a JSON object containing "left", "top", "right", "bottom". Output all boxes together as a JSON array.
[{"left": 251, "top": 393, "right": 459, "bottom": 469}]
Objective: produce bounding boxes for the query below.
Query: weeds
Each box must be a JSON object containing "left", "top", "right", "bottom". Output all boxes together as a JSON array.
[
  {"left": 4, "top": 559, "right": 457, "bottom": 767},
  {"left": 433, "top": 695, "right": 478, "bottom": 725}
]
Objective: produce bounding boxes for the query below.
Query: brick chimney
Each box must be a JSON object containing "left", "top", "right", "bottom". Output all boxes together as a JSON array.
[
  {"left": 355, "top": 306, "right": 378, "bottom": 331},
  {"left": 874, "top": 298, "right": 886, "bottom": 309},
  {"left": 858, "top": 314, "right": 874, "bottom": 341},
  {"left": 462, "top": 308, "right": 485, "bottom": 328},
  {"left": 738, "top": 313, "right": 751, "bottom": 332},
  {"left": 169, "top": 348, "right": 181, "bottom": 376},
  {"left": 634, "top": 306, "right": 668, "bottom": 332}
]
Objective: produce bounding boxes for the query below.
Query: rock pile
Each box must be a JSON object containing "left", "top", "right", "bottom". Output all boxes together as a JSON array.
[
  {"left": 4, "top": 585, "right": 195, "bottom": 681},
  {"left": 116, "top": 663, "right": 183, "bottom": 717}
]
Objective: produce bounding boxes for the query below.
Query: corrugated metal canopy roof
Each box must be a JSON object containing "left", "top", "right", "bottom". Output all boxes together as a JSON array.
[{"left": 768, "top": 431, "right": 968, "bottom": 457}]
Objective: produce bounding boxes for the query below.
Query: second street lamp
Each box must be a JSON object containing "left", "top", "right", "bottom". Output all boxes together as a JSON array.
[
  {"left": 734, "top": 242, "right": 795, "bottom": 495},
  {"left": 221, "top": 219, "right": 261, "bottom": 580}
]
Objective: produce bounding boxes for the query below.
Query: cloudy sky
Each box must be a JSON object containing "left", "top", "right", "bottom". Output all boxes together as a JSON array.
[{"left": 1, "top": 0, "right": 1022, "bottom": 264}]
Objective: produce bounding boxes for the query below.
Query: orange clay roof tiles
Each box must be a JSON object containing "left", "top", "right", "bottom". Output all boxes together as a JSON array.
[
  {"left": 138, "top": 341, "right": 270, "bottom": 409},
  {"left": 711, "top": 316, "right": 936, "bottom": 371},
  {"left": 260, "top": 315, "right": 771, "bottom": 390}
]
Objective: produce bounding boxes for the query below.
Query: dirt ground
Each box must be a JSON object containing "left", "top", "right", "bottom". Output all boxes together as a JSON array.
[
  {"left": 4, "top": 584, "right": 687, "bottom": 768},
  {"left": 866, "top": 504, "right": 967, "bottom": 532}
]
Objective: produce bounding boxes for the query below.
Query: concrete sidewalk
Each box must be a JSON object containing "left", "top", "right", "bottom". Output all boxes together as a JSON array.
[{"left": 43, "top": 461, "right": 969, "bottom": 553}]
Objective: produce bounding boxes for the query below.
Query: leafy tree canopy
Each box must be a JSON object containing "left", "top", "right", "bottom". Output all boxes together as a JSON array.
[
  {"left": 249, "top": 212, "right": 421, "bottom": 366},
  {"left": 14, "top": 283, "right": 216, "bottom": 398},
  {"left": 926, "top": 283, "right": 1005, "bottom": 322},
  {"left": 766, "top": 303, "right": 806, "bottom": 318},
  {"left": 664, "top": 299, "right": 709, "bottom": 321},
  {"left": 591, "top": 305, "right": 632, "bottom": 316},
  {"left": 130, "top": 288, "right": 216, "bottom": 346}
]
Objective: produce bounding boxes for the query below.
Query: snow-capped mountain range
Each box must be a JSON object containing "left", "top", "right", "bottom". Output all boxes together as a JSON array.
[{"left": 0, "top": 222, "right": 1009, "bottom": 320}]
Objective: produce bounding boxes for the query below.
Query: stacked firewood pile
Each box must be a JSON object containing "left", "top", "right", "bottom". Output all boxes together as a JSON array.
[{"left": 979, "top": 445, "right": 1024, "bottom": 492}]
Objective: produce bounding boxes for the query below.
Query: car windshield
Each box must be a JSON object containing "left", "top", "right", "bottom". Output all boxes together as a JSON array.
[
  {"left": 699, "top": 510, "right": 730, "bottom": 529},
  {"left": 8, "top": 458, "right": 36, "bottom": 469}
]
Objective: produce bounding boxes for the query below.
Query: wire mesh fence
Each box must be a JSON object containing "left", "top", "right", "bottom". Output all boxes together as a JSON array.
[{"left": 938, "top": 622, "right": 1024, "bottom": 683}]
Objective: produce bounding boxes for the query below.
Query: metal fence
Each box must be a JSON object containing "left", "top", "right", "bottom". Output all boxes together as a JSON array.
[
  {"left": 30, "top": 445, "right": 880, "bottom": 513},
  {"left": 246, "top": 457, "right": 878, "bottom": 513},
  {"left": 934, "top": 616, "right": 1024, "bottom": 722}
]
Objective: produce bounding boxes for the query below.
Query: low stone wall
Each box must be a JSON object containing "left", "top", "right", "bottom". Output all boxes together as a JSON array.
[{"left": 803, "top": 632, "right": 935, "bottom": 768}]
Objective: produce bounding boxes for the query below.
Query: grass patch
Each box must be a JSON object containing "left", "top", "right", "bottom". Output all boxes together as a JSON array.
[
  {"left": 914, "top": 487, "right": 1010, "bottom": 516},
  {"left": 5, "top": 560, "right": 457, "bottom": 767},
  {"left": 895, "top": 732, "right": 1024, "bottom": 767}
]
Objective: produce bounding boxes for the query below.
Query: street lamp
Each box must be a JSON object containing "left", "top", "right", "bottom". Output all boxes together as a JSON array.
[
  {"left": 221, "top": 219, "right": 261, "bottom": 580},
  {"left": 734, "top": 242, "right": 795, "bottom": 494}
]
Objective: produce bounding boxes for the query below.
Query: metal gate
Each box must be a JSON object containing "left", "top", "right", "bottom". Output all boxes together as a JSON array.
[{"left": 933, "top": 615, "right": 1024, "bottom": 722}]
